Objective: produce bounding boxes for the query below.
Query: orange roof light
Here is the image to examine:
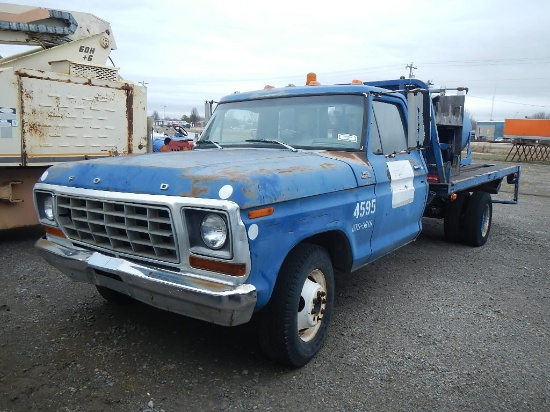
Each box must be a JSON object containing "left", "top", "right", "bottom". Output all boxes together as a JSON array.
[
  {"left": 306, "top": 72, "right": 319, "bottom": 85},
  {"left": 351, "top": 79, "right": 363, "bottom": 85},
  {"left": 264, "top": 84, "right": 275, "bottom": 89}
]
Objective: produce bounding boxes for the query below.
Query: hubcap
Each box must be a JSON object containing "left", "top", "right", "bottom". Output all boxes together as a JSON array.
[{"left": 297, "top": 269, "right": 327, "bottom": 342}]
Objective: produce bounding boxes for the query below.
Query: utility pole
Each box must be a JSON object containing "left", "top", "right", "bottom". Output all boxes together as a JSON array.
[{"left": 406, "top": 62, "right": 417, "bottom": 79}]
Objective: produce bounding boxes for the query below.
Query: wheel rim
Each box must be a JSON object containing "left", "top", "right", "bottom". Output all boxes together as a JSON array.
[
  {"left": 480, "top": 204, "right": 491, "bottom": 238},
  {"left": 297, "top": 268, "right": 327, "bottom": 342}
]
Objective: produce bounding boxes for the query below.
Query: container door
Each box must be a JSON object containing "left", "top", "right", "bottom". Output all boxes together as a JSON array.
[{"left": 20, "top": 75, "right": 130, "bottom": 166}]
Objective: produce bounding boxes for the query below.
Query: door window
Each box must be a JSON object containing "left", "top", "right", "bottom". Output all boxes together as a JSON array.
[{"left": 370, "top": 101, "right": 407, "bottom": 155}]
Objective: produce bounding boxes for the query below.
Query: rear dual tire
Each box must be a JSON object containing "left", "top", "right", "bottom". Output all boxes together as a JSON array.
[{"left": 463, "top": 191, "right": 492, "bottom": 247}]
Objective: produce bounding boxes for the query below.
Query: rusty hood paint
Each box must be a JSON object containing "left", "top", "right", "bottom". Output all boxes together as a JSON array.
[{"left": 42, "top": 149, "right": 359, "bottom": 209}]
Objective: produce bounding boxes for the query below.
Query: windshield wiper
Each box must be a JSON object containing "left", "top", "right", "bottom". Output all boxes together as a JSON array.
[
  {"left": 195, "top": 140, "right": 222, "bottom": 149},
  {"left": 245, "top": 139, "right": 297, "bottom": 152}
]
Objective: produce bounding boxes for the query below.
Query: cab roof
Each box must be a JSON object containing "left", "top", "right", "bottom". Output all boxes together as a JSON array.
[
  {"left": 218, "top": 77, "right": 430, "bottom": 104},
  {"left": 218, "top": 83, "right": 387, "bottom": 104}
]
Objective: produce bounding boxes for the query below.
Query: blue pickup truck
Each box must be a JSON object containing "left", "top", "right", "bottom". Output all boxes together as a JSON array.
[{"left": 33, "top": 74, "right": 520, "bottom": 367}]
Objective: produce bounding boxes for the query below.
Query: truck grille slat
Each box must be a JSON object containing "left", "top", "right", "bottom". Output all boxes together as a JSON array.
[{"left": 56, "top": 195, "right": 179, "bottom": 263}]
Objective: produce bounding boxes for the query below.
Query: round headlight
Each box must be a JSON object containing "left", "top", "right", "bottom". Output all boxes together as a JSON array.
[
  {"left": 200, "top": 213, "right": 227, "bottom": 250},
  {"left": 44, "top": 196, "right": 54, "bottom": 221}
]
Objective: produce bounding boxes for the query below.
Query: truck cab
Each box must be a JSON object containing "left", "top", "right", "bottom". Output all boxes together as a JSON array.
[{"left": 198, "top": 80, "right": 429, "bottom": 264}]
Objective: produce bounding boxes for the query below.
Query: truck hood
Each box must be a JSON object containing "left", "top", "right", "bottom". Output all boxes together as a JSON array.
[{"left": 41, "top": 149, "right": 359, "bottom": 209}]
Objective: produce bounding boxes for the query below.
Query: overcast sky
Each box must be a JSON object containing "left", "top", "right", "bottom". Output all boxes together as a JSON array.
[{"left": 2, "top": 0, "right": 549, "bottom": 121}]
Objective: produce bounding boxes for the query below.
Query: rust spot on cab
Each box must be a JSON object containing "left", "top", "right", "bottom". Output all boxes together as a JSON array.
[
  {"left": 190, "top": 184, "right": 210, "bottom": 197},
  {"left": 324, "top": 150, "right": 371, "bottom": 167}
]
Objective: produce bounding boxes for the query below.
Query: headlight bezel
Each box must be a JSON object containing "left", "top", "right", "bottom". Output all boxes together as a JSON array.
[
  {"left": 184, "top": 207, "right": 232, "bottom": 259},
  {"left": 34, "top": 191, "right": 57, "bottom": 226}
]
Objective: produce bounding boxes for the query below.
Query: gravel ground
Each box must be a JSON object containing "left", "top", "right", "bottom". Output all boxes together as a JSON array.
[{"left": 1, "top": 160, "right": 548, "bottom": 412}]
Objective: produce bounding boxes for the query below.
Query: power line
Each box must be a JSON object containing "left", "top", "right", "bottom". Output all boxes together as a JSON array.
[{"left": 468, "top": 94, "right": 550, "bottom": 108}]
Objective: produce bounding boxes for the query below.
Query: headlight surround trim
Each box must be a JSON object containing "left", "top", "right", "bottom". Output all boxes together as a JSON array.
[{"left": 35, "top": 191, "right": 57, "bottom": 226}]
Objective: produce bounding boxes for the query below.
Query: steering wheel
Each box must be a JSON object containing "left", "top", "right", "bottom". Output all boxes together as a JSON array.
[{"left": 174, "top": 125, "right": 188, "bottom": 137}]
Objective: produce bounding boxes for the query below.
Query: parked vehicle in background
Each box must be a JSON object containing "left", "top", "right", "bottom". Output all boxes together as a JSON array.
[
  {"left": 0, "top": 2, "right": 147, "bottom": 230},
  {"left": 151, "top": 124, "right": 194, "bottom": 152}
]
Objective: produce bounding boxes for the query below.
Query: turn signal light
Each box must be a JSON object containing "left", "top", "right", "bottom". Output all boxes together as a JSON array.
[
  {"left": 248, "top": 207, "right": 274, "bottom": 219},
  {"left": 189, "top": 256, "right": 247, "bottom": 277},
  {"left": 44, "top": 225, "right": 66, "bottom": 238}
]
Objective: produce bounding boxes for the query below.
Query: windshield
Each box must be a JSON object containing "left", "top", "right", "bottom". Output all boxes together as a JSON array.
[{"left": 198, "top": 95, "right": 365, "bottom": 150}]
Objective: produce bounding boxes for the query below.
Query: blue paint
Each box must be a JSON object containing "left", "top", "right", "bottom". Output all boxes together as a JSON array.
[{"left": 43, "top": 149, "right": 358, "bottom": 209}]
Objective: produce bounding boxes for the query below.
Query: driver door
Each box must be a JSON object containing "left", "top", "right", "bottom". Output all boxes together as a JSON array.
[{"left": 367, "top": 97, "right": 428, "bottom": 260}]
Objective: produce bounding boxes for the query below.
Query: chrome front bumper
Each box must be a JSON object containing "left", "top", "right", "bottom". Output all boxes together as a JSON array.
[{"left": 35, "top": 237, "right": 257, "bottom": 326}]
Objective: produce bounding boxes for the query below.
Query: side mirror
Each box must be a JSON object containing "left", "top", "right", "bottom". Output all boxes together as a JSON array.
[{"left": 407, "top": 90, "right": 429, "bottom": 149}]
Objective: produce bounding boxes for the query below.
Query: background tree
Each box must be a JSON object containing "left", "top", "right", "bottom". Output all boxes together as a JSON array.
[
  {"left": 189, "top": 107, "right": 200, "bottom": 125},
  {"left": 152, "top": 110, "right": 160, "bottom": 121},
  {"left": 528, "top": 111, "right": 550, "bottom": 119},
  {"left": 466, "top": 109, "right": 477, "bottom": 131}
]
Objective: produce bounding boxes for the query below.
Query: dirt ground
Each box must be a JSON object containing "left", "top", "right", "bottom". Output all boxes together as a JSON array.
[{"left": 1, "top": 159, "right": 548, "bottom": 412}]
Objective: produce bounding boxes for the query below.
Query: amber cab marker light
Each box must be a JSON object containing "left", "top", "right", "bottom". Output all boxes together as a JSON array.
[
  {"left": 248, "top": 207, "right": 274, "bottom": 219},
  {"left": 189, "top": 256, "right": 247, "bottom": 277},
  {"left": 450, "top": 193, "right": 458, "bottom": 201},
  {"left": 44, "top": 225, "right": 66, "bottom": 238},
  {"left": 264, "top": 85, "right": 275, "bottom": 89},
  {"left": 351, "top": 79, "right": 363, "bottom": 85},
  {"left": 306, "top": 72, "right": 321, "bottom": 86}
]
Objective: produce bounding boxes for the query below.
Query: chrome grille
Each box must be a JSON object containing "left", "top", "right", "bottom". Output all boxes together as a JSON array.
[{"left": 56, "top": 195, "right": 178, "bottom": 263}]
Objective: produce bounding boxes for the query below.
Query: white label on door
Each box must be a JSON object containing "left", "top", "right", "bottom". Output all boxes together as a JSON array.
[{"left": 387, "top": 160, "right": 415, "bottom": 208}]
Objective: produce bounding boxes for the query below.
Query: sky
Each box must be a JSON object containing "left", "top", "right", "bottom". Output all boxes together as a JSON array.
[{"left": 1, "top": 0, "right": 549, "bottom": 122}]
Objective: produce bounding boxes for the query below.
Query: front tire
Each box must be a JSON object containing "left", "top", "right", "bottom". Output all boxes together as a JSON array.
[
  {"left": 258, "top": 243, "right": 334, "bottom": 367},
  {"left": 463, "top": 191, "right": 492, "bottom": 247}
]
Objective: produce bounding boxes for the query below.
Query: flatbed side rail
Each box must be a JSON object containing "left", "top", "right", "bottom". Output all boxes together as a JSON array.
[{"left": 429, "top": 164, "right": 520, "bottom": 205}]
